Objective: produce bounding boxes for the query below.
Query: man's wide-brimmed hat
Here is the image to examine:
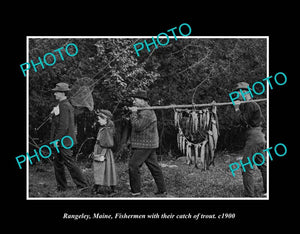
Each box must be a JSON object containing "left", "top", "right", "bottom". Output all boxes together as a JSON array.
[
  {"left": 233, "top": 82, "right": 251, "bottom": 91},
  {"left": 130, "top": 89, "right": 148, "bottom": 101},
  {"left": 95, "top": 109, "right": 113, "bottom": 119},
  {"left": 52, "top": 82, "right": 71, "bottom": 92}
]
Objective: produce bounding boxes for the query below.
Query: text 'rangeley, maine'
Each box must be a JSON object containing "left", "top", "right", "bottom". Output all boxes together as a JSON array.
[{"left": 62, "top": 212, "right": 234, "bottom": 220}]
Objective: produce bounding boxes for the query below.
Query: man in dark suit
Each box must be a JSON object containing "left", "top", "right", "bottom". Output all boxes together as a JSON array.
[{"left": 50, "top": 82, "right": 87, "bottom": 191}]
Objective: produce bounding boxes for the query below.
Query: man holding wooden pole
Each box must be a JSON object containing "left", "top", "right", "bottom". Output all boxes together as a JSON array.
[
  {"left": 232, "top": 82, "right": 267, "bottom": 197},
  {"left": 127, "top": 90, "right": 167, "bottom": 196},
  {"left": 126, "top": 87, "right": 267, "bottom": 198}
]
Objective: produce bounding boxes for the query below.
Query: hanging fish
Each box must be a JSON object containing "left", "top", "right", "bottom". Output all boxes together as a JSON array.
[
  {"left": 190, "top": 143, "right": 193, "bottom": 162},
  {"left": 202, "top": 109, "right": 205, "bottom": 130},
  {"left": 191, "top": 111, "right": 196, "bottom": 133},
  {"left": 198, "top": 109, "right": 203, "bottom": 131},
  {"left": 206, "top": 109, "right": 210, "bottom": 129},
  {"left": 177, "top": 112, "right": 182, "bottom": 128},
  {"left": 185, "top": 142, "right": 189, "bottom": 163},
  {"left": 212, "top": 103, "right": 217, "bottom": 115},
  {"left": 189, "top": 112, "right": 194, "bottom": 135},
  {"left": 198, "top": 144, "right": 202, "bottom": 168},
  {"left": 189, "top": 143, "right": 192, "bottom": 163},
  {"left": 174, "top": 103, "right": 219, "bottom": 170},
  {"left": 184, "top": 115, "right": 189, "bottom": 136},
  {"left": 189, "top": 142, "right": 192, "bottom": 164},
  {"left": 186, "top": 142, "right": 191, "bottom": 164},
  {"left": 196, "top": 112, "right": 199, "bottom": 132},
  {"left": 211, "top": 119, "right": 218, "bottom": 150},
  {"left": 208, "top": 130, "right": 215, "bottom": 166},
  {"left": 205, "top": 108, "right": 209, "bottom": 129},
  {"left": 194, "top": 143, "right": 199, "bottom": 168},
  {"left": 195, "top": 111, "right": 199, "bottom": 133},
  {"left": 200, "top": 139, "right": 207, "bottom": 170},
  {"left": 211, "top": 105, "right": 220, "bottom": 136},
  {"left": 201, "top": 110, "right": 204, "bottom": 130},
  {"left": 204, "top": 108, "right": 209, "bottom": 130},
  {"left": 205, "top": 141, "right": 210, "bottom": 170},
  {"left": 177, "top": 129, "right": 181, "bottom": 149},
  {"left": 180, "top": 134, "right": 183, "bottom": 153},
  {"left": 202, "top": 109, "right": 207, "bottom": 130},
  {"left": 203, "top": 109, "right": 206, "bottom": 130},
  {"left": 174, "top": 111, "right": 179, "bottom": 127},
  {"left": 179, "top": 130, "right": 183, "bottom": 153},
  {"left": 178, "top": 135, "right": 181, "bottom": 152}
]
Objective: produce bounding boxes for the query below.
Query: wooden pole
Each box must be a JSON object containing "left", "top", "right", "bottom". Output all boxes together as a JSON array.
[{"left": 136, "top": 98, "right": 267, "bottom": 110}]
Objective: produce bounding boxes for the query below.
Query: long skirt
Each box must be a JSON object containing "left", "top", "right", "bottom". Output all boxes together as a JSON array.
[{"left": 93, "top": 149, "right": 117, "bottom": 186}]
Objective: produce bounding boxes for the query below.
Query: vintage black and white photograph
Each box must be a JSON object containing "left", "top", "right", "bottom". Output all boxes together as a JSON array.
[{"left": 27, "top": 36, "right": 268, "bottom": 199}]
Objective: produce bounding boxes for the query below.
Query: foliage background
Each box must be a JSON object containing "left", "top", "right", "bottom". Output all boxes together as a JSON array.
[{"left": 29, "top": 37, "right": 267, "bottom": 159}]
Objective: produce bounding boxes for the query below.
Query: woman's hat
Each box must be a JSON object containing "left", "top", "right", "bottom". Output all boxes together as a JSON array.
[
  {"left": 95, "top": 109, "right": 113, "bottom": 119},
  {"left": 51, "top": 82, "right": 71, "bottom": 92},
  {"left": 130, "top": 89, "right": 148, "bottom": 101}
]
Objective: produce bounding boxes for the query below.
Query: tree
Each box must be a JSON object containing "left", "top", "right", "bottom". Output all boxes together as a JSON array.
[
  {"left": 29, "top": 37, "right": 267, "bottom": 158},
  {"left": 29, "top": 38, "right": 160, "bottom": 156}
]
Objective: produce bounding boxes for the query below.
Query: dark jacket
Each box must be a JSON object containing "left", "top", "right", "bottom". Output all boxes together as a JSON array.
[
  {"left": 130, "top": 107, "right": 159, "bottom": 149},
  {"left": 237, "top": 101, "right": 263, "bottom": 128},
  {"left": 50, "top": 99, "right": 77, "bottom": 146}
]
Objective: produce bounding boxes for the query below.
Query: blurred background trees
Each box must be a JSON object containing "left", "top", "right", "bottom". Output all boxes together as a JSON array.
[{"left": 29, "top": 37, "right": 267, "bottom": 160}]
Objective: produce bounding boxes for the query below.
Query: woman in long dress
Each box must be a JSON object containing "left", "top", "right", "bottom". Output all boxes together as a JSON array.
[{"left": 92, "top": 109, "right": 117, "bottom": 195}]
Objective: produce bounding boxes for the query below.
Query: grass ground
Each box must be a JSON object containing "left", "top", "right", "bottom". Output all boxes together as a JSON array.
[{"left": 28, "top": 152, "right": 266, "bottom": 198}]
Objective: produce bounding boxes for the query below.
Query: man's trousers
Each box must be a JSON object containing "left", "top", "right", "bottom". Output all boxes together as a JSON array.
[
  {"left": 129, "top": 148, "right": 166, "bottom": 194},
  {"left": 242, "top": 127, "right": 267, "bottom": 197},
  {"left": 53, "top": 147, "right": 87, "bottom": 190}
]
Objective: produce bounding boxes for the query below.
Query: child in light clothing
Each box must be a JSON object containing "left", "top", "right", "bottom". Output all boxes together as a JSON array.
[{"left": 92, "top": 109, "right": 117, "bottom": 195}]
